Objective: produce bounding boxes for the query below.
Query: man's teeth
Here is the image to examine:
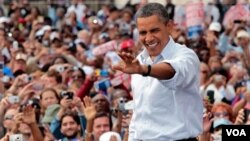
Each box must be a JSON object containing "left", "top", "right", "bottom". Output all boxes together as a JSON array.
[{"left": 148, "top": 43, "right": 158, "bottom": 48}]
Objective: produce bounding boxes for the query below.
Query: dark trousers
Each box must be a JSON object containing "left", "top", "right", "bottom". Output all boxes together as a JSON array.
[{"left": 176, "top": 137, "right": 198, "bottom": 141}]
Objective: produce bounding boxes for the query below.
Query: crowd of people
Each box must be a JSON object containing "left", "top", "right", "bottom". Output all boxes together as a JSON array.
[{"left": 0, "top": 0, "right": 249, "bottom": 141}]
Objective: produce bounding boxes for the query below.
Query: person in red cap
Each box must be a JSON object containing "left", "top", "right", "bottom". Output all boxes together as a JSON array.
[{"left": 120, "top": 39, "right": 134, "bottom": 53}]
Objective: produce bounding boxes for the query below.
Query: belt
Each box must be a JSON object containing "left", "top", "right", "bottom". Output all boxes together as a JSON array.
[{"left": 176, "top": 137, "right": 198, "bottom": 141}]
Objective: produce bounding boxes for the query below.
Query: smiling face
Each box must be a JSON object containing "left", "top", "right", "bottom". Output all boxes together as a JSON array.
[
  {"left": 60, "top": 116, "right": 80, "bottom": 139},
  {"left": 137, "top": 15, "right": 170, "bottom": 57},
  {"left": 93, "top": 116, "right": 110, "bottom": 140}
]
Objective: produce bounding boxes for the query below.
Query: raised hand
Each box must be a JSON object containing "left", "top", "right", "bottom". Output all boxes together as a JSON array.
[
  {"left": 18, "top": 82, "right": 36, "bottom": 99},
  {"left": 0, "top": 97, "right": 11, "bottom": 111},
  {"left": 12, "top": 113, "right": 23, "bottom": 133},
  {"left": 243, "top": 91, "right": 250, "bottom": 102},
  {"left": 235, "top": 109, "right": 245, "bottom": 125},
  {"left": 225, "top": 20, "right": 234, "bottom": 35},
  {"left": 71, "top": 96, "right": 84, "bottom": 113},
  {"left": 122, "top": 111, "right": 133, "bottom": 129},
  {"left": 60, "top": 97, "right": 72, "bottom": 110},
  {"left": 82, "top": 96, "right": 96, "bottom": 121},
  {"left": 202, "top": 112, "right": 214, "bottom": 133},
  {"left": 0, "top": 133, "right": 10, "bottom": 141},
  {"left": 21, "top": 106, "right": 37, "bottom": 125},
  {"left": 112, "top": 51, "right": 144, "bottom": 74}
]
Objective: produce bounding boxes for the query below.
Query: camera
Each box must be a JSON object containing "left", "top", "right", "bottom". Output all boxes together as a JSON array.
[
  {"left": 118, "top": 97, "right": 128, "bottom": 115},
  {"left": 56, "top": 65, "right": 64, "bottom": 73},
  {"left": 23, "top": 75, "right": 33, "bottom": 83},
  {"left": 243, "top": 109, "right": 250, "bottom": 123},
  {"left": 60, "top": 91, "right": 74, "bottom": 99},
  {"left": 27, "top": 98, "right": 41, "bottom": 109},
  {"left": 207, "top": 90, "right": 215, "bottom": 104},
  {"left": 1, "top": 76, "right": 10, "bottom": 83},
  {"left": 19, "top": 98, "right": 41, "bottom": 112},
  {"left": 56, "top": 65, "right": 68, "bottom": 73},
  {"left": 8, "top": 95, "right": 20, "bottom": 104},
  {"left": 10, "top": 134, "right": 23, "bottom": 141}
]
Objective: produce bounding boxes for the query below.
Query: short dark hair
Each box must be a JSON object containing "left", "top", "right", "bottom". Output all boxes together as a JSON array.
[
  {"left": 110, "top": 88, "right": 128, "bottom": 101},
  {"left": 94, "top": 112, "right": 112, "bottom": 130},
  {"left": 60, "top": 112, "right": 80, "bottom": 126},
  {"left": 135, "top": 3, "right": 169, "bottom": 24},
  {"left": 210, "top": 67, "right": 228, "bottom": 79},
  {"left": 47, "top": 70, "right": 62, "bottom": 84},
  {"left": 76, "top": 67, "right": 86, "bottom": 81}
]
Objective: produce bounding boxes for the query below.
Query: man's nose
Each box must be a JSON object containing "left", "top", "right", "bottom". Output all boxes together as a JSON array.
[
  {"left": 66, "top": 124, "right": 73, "bottom": 129},
  {"left": 100, "top": 126, "right": 106, "bottom": 132},
  {"left": 145, "top": 33, "right": 154, "bottom": 43}
]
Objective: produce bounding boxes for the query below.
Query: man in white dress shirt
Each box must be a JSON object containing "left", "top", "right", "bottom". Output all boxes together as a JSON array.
[{"left": 112, "top": 3, "right": 203, "bottom": 141}]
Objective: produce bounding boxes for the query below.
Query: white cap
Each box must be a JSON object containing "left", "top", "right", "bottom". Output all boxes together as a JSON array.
[
  {"left": 0, "top": 17, "right": 10, "bottom": 24},
  {"left": 35, "top": 29, "right": 44, "bottom": 37},
  {"left": 208, "top": 22, "right": 221, "bottom": 32},
  {"left": 35, "top": 25, "right": 52, "bottom": 37},
  {"left": 16, "top": 53, "right": 28, "bottom": 61},
  {"left": 50, "top": 32, "right": 60, "bottom": 41},
  {"left": 236, "top": 30, "right": 250, "bottom": 39},
  {"left": 99, "top": 131, "right": 122, "bottom": 141},
  {"left": 42, "top": 25, "right": 52, "bottom": 33}
]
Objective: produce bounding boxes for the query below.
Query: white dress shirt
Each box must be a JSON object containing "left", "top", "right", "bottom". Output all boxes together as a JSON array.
[{"left": 129, "top": 37, "right": 203, "bottom": 141}]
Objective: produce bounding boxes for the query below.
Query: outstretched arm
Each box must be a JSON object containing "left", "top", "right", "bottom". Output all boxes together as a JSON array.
[{"left": 112, "top": 51, "right": 175, "bottom": 80}]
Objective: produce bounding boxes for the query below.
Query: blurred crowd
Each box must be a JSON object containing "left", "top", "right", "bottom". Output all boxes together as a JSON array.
[{"left": 0, "top": 0, "right": 249, "bottom": 141}]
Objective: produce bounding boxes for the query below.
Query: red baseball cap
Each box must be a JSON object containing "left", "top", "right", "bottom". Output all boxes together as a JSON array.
[
  {"left": 120, "top": 39, "right": 134, "bottom": 50},
  {"left": 18, "top": 18, "right": 26, "bottom": 24}
]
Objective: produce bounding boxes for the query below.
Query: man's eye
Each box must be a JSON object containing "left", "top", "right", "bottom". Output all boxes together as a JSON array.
[
  {"left": 139, "top": 31, "right": 146, "bottom": 36},
  {"left": 151, "top": 29, "right": 159, "bottom": 33}
]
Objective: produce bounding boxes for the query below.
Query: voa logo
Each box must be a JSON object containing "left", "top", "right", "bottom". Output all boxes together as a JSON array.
[{"left": 226, "top": 129, "right": 246, "bottom": 136}]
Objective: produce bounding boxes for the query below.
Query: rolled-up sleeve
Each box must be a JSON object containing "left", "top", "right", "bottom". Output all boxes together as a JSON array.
[{"left": 159, "top": 51, "right": 200, "bottom": 90}]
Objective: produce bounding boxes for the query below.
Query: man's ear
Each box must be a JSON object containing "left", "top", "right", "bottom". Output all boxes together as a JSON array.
[
  {"left": 77, "top": 125, "right": 81, "bottom": 131},
  {"left": 3, "top": 120, "right": 7, "bottom": 128},
  {"left": 166, "top": 20, "right": 179, "bottom": 38},
  {"left": 166, "top": 20, "right": 175, "bottom": 32}
]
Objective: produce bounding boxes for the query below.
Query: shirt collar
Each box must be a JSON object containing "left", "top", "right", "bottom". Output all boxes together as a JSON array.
[
  {"left": 160, "top": 37, "right": 176, "bottom": 59},
  {"left": 140, "top": 36, "right": 176, "bottom": 62},
  {"left": 140, "top": 48, "right": 149, "bottom": 63}
]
